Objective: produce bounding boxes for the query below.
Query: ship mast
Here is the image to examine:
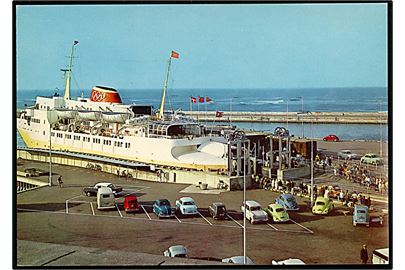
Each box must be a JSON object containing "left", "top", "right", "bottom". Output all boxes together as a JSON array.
[
  {"left": 63, "top": 40, "right": 79, "bottom": 100},
  {"left": 158, "top": 51, "right": 179, "bottom": 120}
]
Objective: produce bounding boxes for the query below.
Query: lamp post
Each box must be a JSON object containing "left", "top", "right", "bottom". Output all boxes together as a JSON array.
[
  {"left": 290, "top": 97, "right": 304, "bottom": 137},
  {"left": 243, "top": 141, "right": 246, "bottom": 265},
  {"left": 230, "top": 96, "right": 239, "bottom": 125},
  {"left": 309, "top": 112, "right": 314, "bottom": 207},
  {"left": 49, "top": 124, "right": 52, "bottom": 186}
]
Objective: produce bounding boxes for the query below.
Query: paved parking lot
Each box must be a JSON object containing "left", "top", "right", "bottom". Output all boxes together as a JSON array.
[{"left": 16, "top": 160, "right": 389, "bottom": 265}]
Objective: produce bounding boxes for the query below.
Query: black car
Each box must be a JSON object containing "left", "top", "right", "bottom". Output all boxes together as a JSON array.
[
  {"left": 83, "top": 182, "right": 123, "bottom": 197},
  {"left": 208, "top": 202, "right": 227, "bottom": 220}
]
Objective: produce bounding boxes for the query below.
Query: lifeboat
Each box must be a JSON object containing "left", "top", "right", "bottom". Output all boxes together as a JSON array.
[
  {"left": 56, "top": 109, "right": 77, "bottom": 119},
  {"left": 77, "top": 110, "right": 100, "bottom": 121},
  {"left": 90, "top": 86, "right": 122, "bottom": 103},
  {"left": 101, "top": 112, "right": 131, "bottom": 123}
]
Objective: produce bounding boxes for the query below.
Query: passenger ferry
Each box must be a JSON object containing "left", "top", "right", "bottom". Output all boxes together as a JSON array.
[{"left": 17, "top": 41, "right": 230, "bottom": 171}]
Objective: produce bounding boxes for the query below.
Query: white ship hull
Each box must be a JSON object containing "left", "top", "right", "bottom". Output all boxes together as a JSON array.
[{"left": 17, "top": 114, "right": 228, "bottom": 171}]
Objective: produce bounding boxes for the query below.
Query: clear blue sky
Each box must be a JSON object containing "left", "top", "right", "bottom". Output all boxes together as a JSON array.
[{"left": 16, "top": 3, "right": 387, "bottom": 90}]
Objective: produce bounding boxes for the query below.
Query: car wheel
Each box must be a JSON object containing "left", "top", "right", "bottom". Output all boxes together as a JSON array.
[
  {"left": 334, "top": 139, "right": 337, "bottom": 142},
  {"left": 86, "top": 192, "right": 91, "bottom": 197}
]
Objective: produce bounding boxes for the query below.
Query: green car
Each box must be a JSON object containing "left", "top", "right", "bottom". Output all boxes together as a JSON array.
[
  {"left": 360, "top": 153, "right": 383, "bottom": 165},
  {"left": 312, "top": 197, "right": 334, "bottom": 215},
  {"left": 265, "top": 203, "right": 290, "bottom": 222}
]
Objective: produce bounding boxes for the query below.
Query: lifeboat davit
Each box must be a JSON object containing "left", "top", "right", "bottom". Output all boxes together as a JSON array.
[{"left": 90, "top": 86, "right": 122, "bottom": 103}]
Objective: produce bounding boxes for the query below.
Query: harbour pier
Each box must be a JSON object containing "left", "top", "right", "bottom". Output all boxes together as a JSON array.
[{"left": 184, "top": 111, "right": 387, "bottom": 124}]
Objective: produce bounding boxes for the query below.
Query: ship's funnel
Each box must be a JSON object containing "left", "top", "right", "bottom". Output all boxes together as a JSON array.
[{"left": 90, "top": 86, "right": 122, "bottom": 103}]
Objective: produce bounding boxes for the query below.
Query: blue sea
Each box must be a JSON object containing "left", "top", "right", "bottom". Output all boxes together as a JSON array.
[{"left": 16, "top": 87, "right": 388, "bottom": 144}]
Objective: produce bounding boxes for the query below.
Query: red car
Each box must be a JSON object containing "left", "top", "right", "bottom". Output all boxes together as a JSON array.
[
  {"left": 124, "top": 195, "right": 140, "bottom": 213},
  {"left": 323, "top": 134, "right": 339, "bottom": 142}
]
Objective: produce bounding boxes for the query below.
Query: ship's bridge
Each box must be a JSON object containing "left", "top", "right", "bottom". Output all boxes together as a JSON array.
[{"left": 147, "top": 122, "right": 203, "bottom": 138}]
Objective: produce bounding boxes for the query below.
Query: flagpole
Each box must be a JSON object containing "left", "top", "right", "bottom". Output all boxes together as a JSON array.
[
  {"left": 205, "top": 99, "right": 207, "bottom": 126},
  {"left": 197, "top": 98, "right": 200, "bottom": 123}
]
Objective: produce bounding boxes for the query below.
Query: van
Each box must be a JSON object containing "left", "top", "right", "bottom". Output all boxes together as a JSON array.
[
  {"left": 372, "top": 248, "right": 389, "bottom": 264},
  {"left": 353, "top": 205, "right": 369, "bottom": 226},
  {"left": 97, "top": 187, "right": 115, "bottom": 210}
]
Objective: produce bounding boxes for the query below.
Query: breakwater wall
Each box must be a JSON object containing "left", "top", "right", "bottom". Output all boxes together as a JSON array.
[{"left": 183, "top": 111, "right": 387, "bottom": 124}]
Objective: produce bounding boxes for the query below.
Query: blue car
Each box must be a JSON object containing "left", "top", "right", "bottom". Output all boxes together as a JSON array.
[
  {"left": 275, "top": 194, "right": 299, "bottom": 211},
  {"left": 153, "top": 199, "right": 173, "bottom": 218},
  {"left": 353, "top": 205, "right": 369, "bottom": 227}
]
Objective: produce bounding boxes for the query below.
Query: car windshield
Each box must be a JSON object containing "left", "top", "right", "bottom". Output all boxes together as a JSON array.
[
  {"left": 174, "top": 254, "right": 187, "bottom": 258},
  {"left": 250, "top": 206, "right": 261, "bottom": 211},
  {"left": 357, "top": 210, "right": 366, "bottom": 214},
  {"left": 316, "top": 201, "right": 325, "bottom": 206},
  {"left": 127, "top": 200, "right": 136, "bottom": 204},
  {"left": 184, "top": 201, "right": 194, "bottom": 206},
  {"left": 369, "top": 155, "right": 377, "bottom": 158},
  {"left": 160, "top": 200, "right": 169, "bottom": 206},
  {"left": 287, "top": 198, "right": 294, "bottom": 202},
  {"left": 107, "top": 184, "right": 115, "bottom": 188},
  {"left": 217, "top": 206, "right": 226, "bottom": 213},
  {"left": 275, "top": 208, "right": 284, "bottom": 212}
]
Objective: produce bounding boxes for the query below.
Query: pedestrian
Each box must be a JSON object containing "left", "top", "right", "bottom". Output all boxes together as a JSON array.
[
  {"left": 360, "top": 245, "right": 369, "bottom": 264},
  {"left": 57, "top": 176, "right": 63, "bottom": 188},
  {"left": 324, "top": 188, "right": 330, "bottom": 199}
]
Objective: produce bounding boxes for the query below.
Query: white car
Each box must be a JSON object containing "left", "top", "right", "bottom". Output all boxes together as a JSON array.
[
  {"left": 175, "top": 197, "right": 198, "bottom": 215},
  {"left": 338, "top": 150, "right": 358, "bottom": 160},
  {"left": 272, "top": 258, "right": 306, "bottom": 265},
  {"left": 241, "top": 200, "right": 268, "bottom": 224},
  {"left": 222, "top": 256, "right": 254, "bottom": 265},
  {"left": 163, "top": 245, "right": 188, "bottom": 258}
]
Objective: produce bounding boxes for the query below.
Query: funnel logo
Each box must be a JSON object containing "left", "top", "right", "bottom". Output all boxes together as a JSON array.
[{"left": 91, "top": 91, "right": 106, "bottom": 102}]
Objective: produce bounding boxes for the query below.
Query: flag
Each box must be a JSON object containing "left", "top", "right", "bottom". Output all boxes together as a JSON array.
[
  {"left": 198, "top": 96, "right": 205, "bottom": 103},
  {"left": 171, "top": 51, "right": 179, "bottom": 59},
  {"left": 216, "top": 111, "right": 223, "bottom": 118},
  {"left": 205, "top": 96, "right": 213, "bottom": 103},
  {"left": 74, "top": 40, "right": 79, "bottom": 45},
  {"left": 190, "top": 96, "right": 196, "bottom": 103}
]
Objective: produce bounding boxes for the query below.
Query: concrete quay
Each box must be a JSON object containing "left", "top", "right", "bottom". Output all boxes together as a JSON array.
[{"left": 184, "top": 111, "right": 388, "bottom": 124}]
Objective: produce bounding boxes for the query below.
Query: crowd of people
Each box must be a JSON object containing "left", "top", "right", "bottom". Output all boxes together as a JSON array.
[{"left": 334, "top": 161, "right": 388, "bottom": 194}]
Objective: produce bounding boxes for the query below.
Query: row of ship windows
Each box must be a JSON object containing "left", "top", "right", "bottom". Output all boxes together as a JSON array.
[{"left": 50, "top": 132, "right": 131, "bottom": 148}]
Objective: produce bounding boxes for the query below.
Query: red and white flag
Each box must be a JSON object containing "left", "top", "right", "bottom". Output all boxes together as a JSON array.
[
  {"left": 198, "top": 96, "right": 205, "bottom": 103},
  {"left": 171, "top": 51, "right": 179, "bottom": 59},
  {"left": 190, "top": 96, "right": 197, "bottom": 103},
  {"left": 216, "top": 111, "right": 223, "bottom": 118}
]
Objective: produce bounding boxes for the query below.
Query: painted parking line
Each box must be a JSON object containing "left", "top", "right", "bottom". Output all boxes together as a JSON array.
[
  {"left": 227, "top": 214, "right": 243, "bottom": 228},
  {"left": 65, "top": 200, "right": 69, "bottom": 214},
  {"left": 174, "top": 214, "right": 182, "bottom": 223},
  {"left": 197, "top": 211, "right": 212, "bottom": 226},
  {"left": 140, "top": 205, "right": 151, "bottom": 220},
  {"left": 290, "top": 219, "right": 314, "bottom": 234},
  {"left": 90, "top": 202, "right": 95, "bottom": 216},
  {"left": 116, "top": 204, "right": 123, "bottom": 218},
  {"left": 267, "top": 223, "right": 279, "bottom": 231}
]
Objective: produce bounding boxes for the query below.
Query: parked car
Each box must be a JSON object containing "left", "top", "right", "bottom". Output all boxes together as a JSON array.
[
  {"left": 153, "top": 199, "right": 173, "bottom": 218},
  {"left": 353, "top": 205, "right": 369, "bottom": 227},
  {"left": 175, "top": 197, "right": 198, "bottom": 216},
  {"left": 23, "top": 167, "right": 47, "bottom": 177},
  {"left": 265, "top": 204, "right": 290, "bottom": 223},
  {"left": 323, "top": 134, "right": 339, "bottom": 142},
  {"left": 241, "top": 200, "right": 268, "bottom": 224},
  {"left": 208, "top": 202, "right": 227, "bottom": 220},
  {"left": 163, "top": 245, "right": 188, "bottom": 258},
  {"left": 222, "top": 256, "right": 255, "bottom": 265},
  {"left": 338, "top": 150, "right": 358, "bottom": 160},
  {"left": 360, "top": 153, "right": 383, "bottom": 165},
  {"left": 275, "top": 194, "right": 299, "bottom": 211},
  {"left": 372, "top": 248, "right": 389, "bottom": 264},
  {"left": 97, "top": 187, "right": 115, "bottom": 210},
  {"left": 272, "top": 258, "right": 306, "bottom": 265},
  {"left": 83, "top": 182, "right": 123, "bottom": 197},
  {"left": 312, "top": 197, "right": 334, "bottom": 215},
  {"left": 123, "top": 195, "right": 139, "bottom": 213}
]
